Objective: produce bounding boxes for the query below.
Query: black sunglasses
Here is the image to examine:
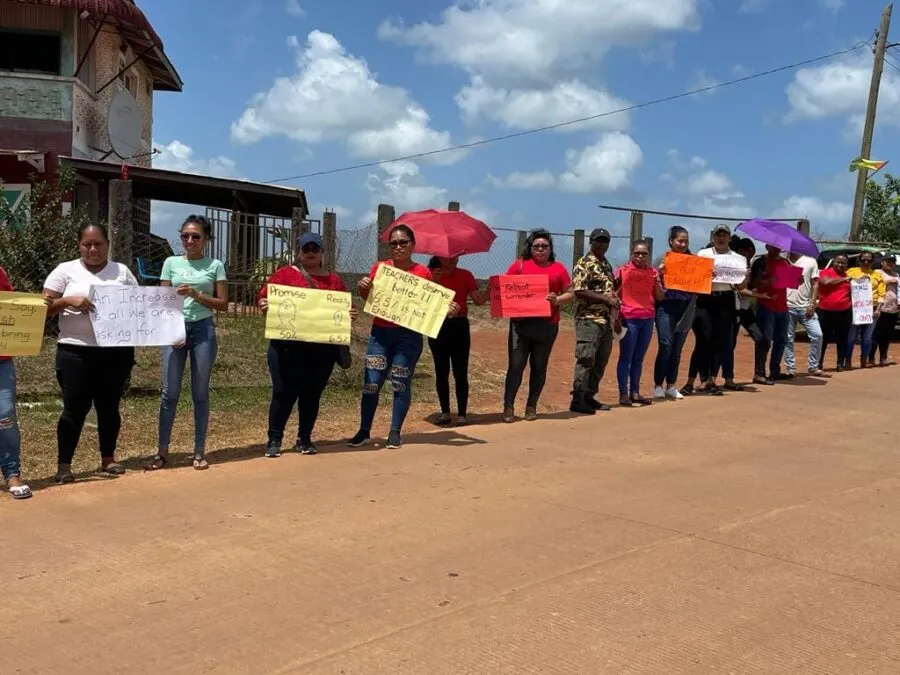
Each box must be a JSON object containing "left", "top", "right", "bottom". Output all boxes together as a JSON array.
[
  {"left": 180, "top": 233, "right": 203, "bottom": 242},
  {"left": 301, "top": 244, "right": 321, "bottom": 253},
  {"left": 389, "top": 240, "right": 411, "bottom": 249},
  {"left": 531, "top": 243, "right": 551, "bottom": 250}
]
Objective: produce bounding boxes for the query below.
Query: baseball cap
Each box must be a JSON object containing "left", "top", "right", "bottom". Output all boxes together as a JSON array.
[
  {"left": 711, "top": 224, "right": 731, "bottom": 235},
  {"left": 590, "top": 227, "right": 611, "bottom": 241},
  {"left": 297, "top": 232, "right": 324, "bottom": 249}
]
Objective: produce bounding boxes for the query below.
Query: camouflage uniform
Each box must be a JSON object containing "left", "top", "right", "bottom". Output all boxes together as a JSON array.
[{"left": 571, "top": 252, "right": 615, "bottom": 397}]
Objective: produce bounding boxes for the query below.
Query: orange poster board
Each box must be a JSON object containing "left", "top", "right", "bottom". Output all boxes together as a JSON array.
[{"left": 663, "top": 252, "right": 713, "bottom": 294}]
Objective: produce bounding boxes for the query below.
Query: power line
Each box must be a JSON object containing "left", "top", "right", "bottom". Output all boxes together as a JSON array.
[{"left": 261, "top": 42, "right": 869, "bottom": 185}]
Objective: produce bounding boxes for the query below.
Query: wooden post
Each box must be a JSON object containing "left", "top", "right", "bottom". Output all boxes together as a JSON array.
[
  {"left": 448, "top": 200, "right": 460, "bottom": 212},
  {"left": 797, "top": 219, "right": 810, "bottom": 236},
  {"left": 376, "top": 203, "right": 395, "bottom": 262},
  {"left": 290, "top": 206, "right": 307, "bottom": 257},
  {"left": 516, "top": 230, "right": 527, "bottom": 258},
  {"left": 573, "top": 228, "right": 585, "bottom": 267},
  {"left": 629, "top": 211, "right": 644, "bottom": 251},
  {"left": 644, "top": 236, "right": 654, "bottom": 261},
  {"left": 323, "top": 210, "right": 337, "bottom": 271},
  {"left": 107, "top": 179, "right": 133, "bottom": 268}
]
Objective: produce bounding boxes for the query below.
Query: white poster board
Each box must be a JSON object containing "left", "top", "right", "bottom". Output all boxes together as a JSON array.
[
  {"left": 851, "top": 278, "right": 874, "bottom": 326},
  {"left": 90, "top": 286, "right": 186, "bottom": 346},
  {"left": 712, "top": 255, "right": 747, "bottom": 285}
]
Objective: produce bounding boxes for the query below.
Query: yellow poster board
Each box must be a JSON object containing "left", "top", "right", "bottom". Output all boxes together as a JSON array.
[
  {"left": 363, "top": 264, "right": 454, "bottom": 338},
  {"left": 264, "top": 284, "right": 352, "bottom": 345},
  {"left": 0, "top": 291, "right": 48, "bottom": 356}
]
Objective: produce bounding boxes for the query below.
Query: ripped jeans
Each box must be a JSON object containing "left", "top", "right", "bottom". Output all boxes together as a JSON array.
[
  {"left": 0, "top": 359, "right": 22, "bottom": 480},
  {"left": 359, "top": 325, "right": 423, "bottom": 434}
]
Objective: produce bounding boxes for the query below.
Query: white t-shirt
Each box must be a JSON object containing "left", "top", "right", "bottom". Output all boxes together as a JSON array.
[
  {"left": 787, "top": 255, "right": 819, "bottom": 310},
  {"left": 44, "top": 259, "right": 138, "bottom": 346},
  {"left": 697, "top": 248, "right": 747, "bottom": 292}
]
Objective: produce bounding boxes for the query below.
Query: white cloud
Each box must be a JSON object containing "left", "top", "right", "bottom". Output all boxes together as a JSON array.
[
  {"left": 456, "top": 77, "right": 630, "bottom": 131},
  {"left": 559, "top": 133, "right": 643, "bottom": 193},
  {"left": 785, "top": 53, "right": 900, "bottom": 133},
  {"left": 688, "top": 69, "right": 720, "bottom": 96},
  {"left": 739, "top": 0, "right": 767, "bottom": 13},
  {"left": 490, "top": 132, "right": 642, "bottom": 194},
  {"left": 364, "top": 161, "right": 448, "bottom": 212},
  {"left": 680, "top": 170, "right": 734, "bottom": 196},
  {"left": 285, "top": 0, "right": 305, "bottom": 17},
  {"left": 780, "top": 196, "right": 851, "bottom": 223},
  {"left": 821, "top": 0, "right": 843, "bottom": 11},
  {"left": 152, "top": 140, "right": 239, "bottom": 178},
  {"left": 379, "top": 0, "right": 700, "bottom": 86},
  {"left": 489, "top": 171, "right": 557, "bottom": 190},
  {"left": 231, "top": 31, "right": 461, "bottom": 164}
]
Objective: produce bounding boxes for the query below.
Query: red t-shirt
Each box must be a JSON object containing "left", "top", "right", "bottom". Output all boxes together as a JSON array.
[
  {"left": 752, "top": 256, "right": 789, "bottom": 312},
  {"left": 505, "top": 259, "right": 571, "bottom": 324},
  {"left": 434, "top": 267, "right": 478, "bottom": 317},
  {"left": 368, "top": 260, "right": 434, "bottom": 328},
  {"left": 0, "top": 267, "right": 11, "bottom": 361},
  {"left": 258, "top": 265, "right": 347, "bottom": 300},
  {"left": 615, "top": 262, "right": 659, "bottom": 320},
  {"left": 817, "top": 268, "right": 852, "bottom": 311}
]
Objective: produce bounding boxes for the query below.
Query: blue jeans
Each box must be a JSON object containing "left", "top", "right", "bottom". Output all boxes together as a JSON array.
[
  {"left": 784, "top": 307, "right": 823, "bottom": 373},
  {"left": 0, "top": 360, "right": 21, "bottom": 480},
  {"left": 754, "top": 306, "right": 789, "bottom": 378},
  {"left": 360, "top": 325, "right": 423, "bottom": 434},
  {"left": 158, "top": 317, "right": 217, "bottom": 454},
  {"left": 617, "top": 318, "right": 654, "bottom": 396},
  {"left": 653, "top": 299, "right": 690, "bottom": 387},
  {"left": 847, "top": 321, "right": 876, "bottom": 365}
]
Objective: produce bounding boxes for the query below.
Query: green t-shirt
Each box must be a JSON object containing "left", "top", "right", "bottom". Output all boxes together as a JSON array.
[{"left": 161, "top": 256, "right": 226, "bottom": 322}]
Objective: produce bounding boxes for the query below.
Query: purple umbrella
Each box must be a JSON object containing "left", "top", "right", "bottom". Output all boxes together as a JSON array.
[{"left": 736, "top": 219, "right": 820, "bottom": 258}]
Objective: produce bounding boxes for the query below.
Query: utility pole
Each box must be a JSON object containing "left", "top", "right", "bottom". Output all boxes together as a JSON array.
[{"left": 850, "top": 2, "right": 893, "bottom": 240}]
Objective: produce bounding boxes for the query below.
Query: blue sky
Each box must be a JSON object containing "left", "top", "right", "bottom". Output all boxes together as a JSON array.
[{"left": 142, "top": 0, "right": 899, "bottom": 263}]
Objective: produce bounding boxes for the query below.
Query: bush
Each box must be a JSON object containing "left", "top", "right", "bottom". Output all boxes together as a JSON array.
[{"left": 0, "top": 167, "right": 87, "bottom": 292}]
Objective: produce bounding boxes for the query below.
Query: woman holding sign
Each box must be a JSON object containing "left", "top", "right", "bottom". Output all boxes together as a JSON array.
[
  {"left": 872, "top": 255, "right": 899, "bottom": 366},
  {"left": 427, "top": 256, "right": 487, "bottom": 426},
  {"left": 258, "top": 232, "right": 356, "bottom": 456},
  {"left": 502, "top": 230, "right": 573, "bottom": 423},
  {"left": 43, "top": 224, "right": 138, "bottom": 483},
  {"left": 146, "top": 215, "right": 228, "bottom": 472},
  {"left": 846, "top": 252, "right": 879, "bottom": 369},
  {"left": 0, "top": 266, "right": 32, "bottom": 499},
  {"left": 352, "top": 225, "right": 457, "bottom": 449},
  {"left": 615, "top": 240, "right": 664, "bottom": 407},
  {"left": 653, "top": 226, "right": 694, "bottom": 400}
]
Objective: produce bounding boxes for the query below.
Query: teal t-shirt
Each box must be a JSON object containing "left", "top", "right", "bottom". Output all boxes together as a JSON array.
[{"left": 161, "top": 256, "right": 226, "bottom": 322}]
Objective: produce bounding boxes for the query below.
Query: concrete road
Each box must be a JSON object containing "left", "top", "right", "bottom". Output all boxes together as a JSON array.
[{"left": 4, "top": 369, "right": 900, "bottom": 674}]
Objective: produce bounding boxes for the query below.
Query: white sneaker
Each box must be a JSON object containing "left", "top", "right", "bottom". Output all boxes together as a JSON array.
[
  {"left": 653, "top": 386, "right": 666, "bottom": 399},
  {"left": 665, "top": 387, "right": 684, "bottom": 400}
]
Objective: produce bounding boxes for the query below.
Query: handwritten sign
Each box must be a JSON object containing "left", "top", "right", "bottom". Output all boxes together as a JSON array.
[
  {"left": 712, "top": 255, "right": 747, "bottom": 285},
  {"left": 89, "top": 286, "right": 186, "bottom": 346},
  {"left": 265, "top": 284, "right": 351, "bottom": 344},
  {"left": 773, "top": 264, "right": 803, "bottom": 289},
  {"left": 663, "top": 253, "right": 712, "bottom": 294},
  {"left": 0, "top": 291, "right": 47, "bottom": 356},
  {"left": 489, "top": 274, "right": 551, "bottom": 318},
  {"left": 851, "top": 278, "right": 874, "bottom": 325},
  {"left": 620, "top": 266, "right": 658, "bottom": 310},
  {"left": 364, "top": 265, "right": 455, "bottom": 338}
]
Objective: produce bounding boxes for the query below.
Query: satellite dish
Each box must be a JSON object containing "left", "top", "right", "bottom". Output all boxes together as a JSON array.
[{"left": 107, "top": 89, "right": 143, "bottom": 160}]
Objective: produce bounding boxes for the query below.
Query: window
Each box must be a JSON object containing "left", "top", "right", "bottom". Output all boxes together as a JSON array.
[{"left": 0, "top": 30, "right": 62, "bottom": 75}]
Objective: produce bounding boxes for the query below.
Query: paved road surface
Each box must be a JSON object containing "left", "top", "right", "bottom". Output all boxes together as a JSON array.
[{"left": 4, "top": 369, "right": 900, "bottom": 674}]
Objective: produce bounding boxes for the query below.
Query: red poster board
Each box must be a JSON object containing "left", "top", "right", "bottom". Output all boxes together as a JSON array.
[
  {"left": 620, "top": 266, "right": 657, "bottom": 310},
  {"left": 489, "top": 274, "right": 551, "bottom": 318},
  {"left": 772, "top": 264, "right": 803, "bottom": 289}
]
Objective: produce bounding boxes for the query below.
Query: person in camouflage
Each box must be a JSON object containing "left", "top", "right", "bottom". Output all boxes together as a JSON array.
[{"left": 570, "top": 228, "right": 620, "bottom": 414}]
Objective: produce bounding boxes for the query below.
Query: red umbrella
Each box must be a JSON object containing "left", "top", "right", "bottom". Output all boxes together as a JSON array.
[{"left": 380, "top": 209, "right": 497, "bottom": 257}]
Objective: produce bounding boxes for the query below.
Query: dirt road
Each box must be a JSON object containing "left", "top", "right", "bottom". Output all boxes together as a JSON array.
[{"left": 4, "top": 366, "right": 900, "bottom": 674}]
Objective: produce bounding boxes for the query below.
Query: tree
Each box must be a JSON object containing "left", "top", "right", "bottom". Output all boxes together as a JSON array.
[
  {"left": 0, "top": 167, "right": 87, "bottom": 292},
  {"left": 860, "top": 172, "right": 900, "bottom": 246}
]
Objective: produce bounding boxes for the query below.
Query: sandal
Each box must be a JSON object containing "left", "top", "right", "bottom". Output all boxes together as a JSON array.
[
  {"left": 808, "top": 369, "right": 831, "bottom": 378},
  {"left": 100, "top": 462, "right": 126, "bottom": 476},
  {"left": 619, "top": 396, "right": 633, "bottom": 407},
  {"left": 9, "top": 484, "right": 32, "bottom": 500},
  {"left": 679, "top": 384, "right": 695, "bottom": 397},
  {"left": 435, "top": 413, "right": 452, "bottom": 426},
  {"left": 54, "top": 472, "right": 75, "bottom": 484},
  {"left": 701, "top": 384, "right": 724, "bottom": 396},
  {"left": 775, "top": 373, "right": 794, "bottom": 381},
  {"left": 752, "top": 376, "right": 773, "bottom": 386},
  {"left": 631, "top": 395, "right": 653, "bottom": 406},
  {"left": 524, "top": 407, "right": 538, "bottom": 422},
  {"left": 144, "top": 454, "right": 168, "bottom": 471},
  {"left": 192, "top": 456, "right": 209, "bottom": 471},
  {"left": 502, "top": 407, "right": 515, "bottom": 423},
  {"left": 723, "top": 382, "right": 747, "bottom": 392}
]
